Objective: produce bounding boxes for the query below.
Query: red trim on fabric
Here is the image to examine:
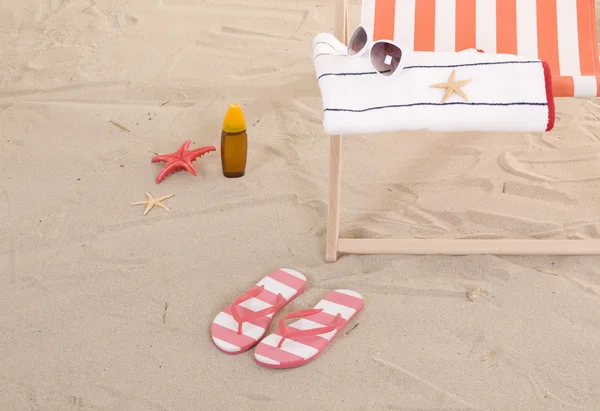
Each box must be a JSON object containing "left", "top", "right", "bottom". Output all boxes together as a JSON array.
[
  {"left": 476, "top": 48, "right": 484, "bottom": 53},
  {"left": 541, "top": 61, "right": 555, "bottom": 131}
]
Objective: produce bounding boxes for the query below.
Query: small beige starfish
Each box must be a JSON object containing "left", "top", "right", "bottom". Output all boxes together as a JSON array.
[
  {"left": 429, "top": 69, "right": 471, "bottom": 103},
  {"left": 130, "top": 192, "right": 174, "bottom": 215}
]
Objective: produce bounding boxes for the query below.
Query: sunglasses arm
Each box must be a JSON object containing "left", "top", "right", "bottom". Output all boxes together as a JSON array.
[{"left": 335, "top": 0, "right": 349, "bottom": 45}]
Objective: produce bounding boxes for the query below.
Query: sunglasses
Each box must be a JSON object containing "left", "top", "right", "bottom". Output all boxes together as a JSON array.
[{"left": 348, "top": 25, "right": 410, "bottom": 77}]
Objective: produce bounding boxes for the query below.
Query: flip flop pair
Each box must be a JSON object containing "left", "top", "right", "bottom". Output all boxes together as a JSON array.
[{"left": 210, "top": 268, "right": 364, "bottom": 369}]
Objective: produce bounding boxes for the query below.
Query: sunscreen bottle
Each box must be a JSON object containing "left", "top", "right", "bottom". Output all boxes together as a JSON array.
[{"left": 220, "top": 103, "right": 247, "bottom": 178}]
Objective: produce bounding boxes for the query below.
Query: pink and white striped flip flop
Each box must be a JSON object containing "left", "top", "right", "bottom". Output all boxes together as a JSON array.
[
  {"left": 211, "top": 268, "right": 307, "bottom": 354},
  {"left": 253, "top": 289, "right": 364, "bottom": 368}
]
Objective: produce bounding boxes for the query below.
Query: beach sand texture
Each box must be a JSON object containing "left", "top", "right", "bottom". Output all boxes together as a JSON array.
[{"left": 1, "top": 0, "right": 600, "bottom": 410}]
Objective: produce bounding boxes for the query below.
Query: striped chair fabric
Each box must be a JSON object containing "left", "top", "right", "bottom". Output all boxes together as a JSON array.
[{"left": 360, "top": 0, "right": 600, "bottom": 97}]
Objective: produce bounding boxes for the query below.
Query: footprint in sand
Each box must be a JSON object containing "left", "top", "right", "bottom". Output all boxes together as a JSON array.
[
  {"left": 0, "top": 54, "right": 27, "bottom": 88},
  {"left": 32, "top": 0, "right": 68, "bottom": 23},
  {"left": 90, "top": 0, "right": 141, "bottom": 30},
  {"left": 26, "top": 47, "right": 80, "bottom": 71},
  {"left": 499, "top": 145, "right": 600, "bottom": 182}
]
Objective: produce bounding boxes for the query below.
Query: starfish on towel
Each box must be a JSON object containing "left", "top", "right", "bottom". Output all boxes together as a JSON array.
[
  {"left": 131, "top": 192, "right": 174, "bottom": 215},
  {"left": 152, "top": 140, "right": 216, "bottom": 184},
  {"left": 429, "top": 69, "right": 471, "bottom": 104}
]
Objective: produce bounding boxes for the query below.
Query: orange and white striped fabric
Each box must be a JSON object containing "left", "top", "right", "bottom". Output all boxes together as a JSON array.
[{"left": 361, "top": 0, "right": 600, "bottom": 97}]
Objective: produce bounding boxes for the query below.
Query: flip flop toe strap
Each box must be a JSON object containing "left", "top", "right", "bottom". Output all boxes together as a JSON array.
[
  {"left": 276, "top": 309, "right": 343, "bottom": 348},
  {"left": 230, "top": 285, "right": 286, "bottom": 335}
]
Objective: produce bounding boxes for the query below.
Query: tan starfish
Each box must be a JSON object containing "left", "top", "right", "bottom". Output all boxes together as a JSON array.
[
  {"left": 429, "top": 69, "right": 471, "bottom": 104},
  {"left": 130, "top": 192, "right": 174, "bottom": 215}
]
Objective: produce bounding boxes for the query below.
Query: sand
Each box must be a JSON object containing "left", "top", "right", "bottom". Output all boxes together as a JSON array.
[{"left": 1, "top": 0, "right": 600, "bottom": 410}]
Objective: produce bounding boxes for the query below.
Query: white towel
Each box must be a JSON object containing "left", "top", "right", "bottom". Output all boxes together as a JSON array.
[{"left": 313, "top": 33, "right": 555, "bottom": 136}]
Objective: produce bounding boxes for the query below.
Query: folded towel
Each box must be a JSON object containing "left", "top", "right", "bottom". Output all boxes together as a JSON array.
[{"left": 313, "top": 33, "right": 555, "bottom": 136}]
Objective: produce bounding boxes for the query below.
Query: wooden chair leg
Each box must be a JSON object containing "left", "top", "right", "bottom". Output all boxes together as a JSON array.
[
  {"left": 326, "top": 135, "right": 342, "bottom": 263},
  {"left": 334, "top": 0, "right": 349, "bottom": 44}
]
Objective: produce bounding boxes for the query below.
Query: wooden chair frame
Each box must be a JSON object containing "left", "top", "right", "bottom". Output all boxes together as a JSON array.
[{"left": 324, "top": 0, "right": 600, "bottom": 262}]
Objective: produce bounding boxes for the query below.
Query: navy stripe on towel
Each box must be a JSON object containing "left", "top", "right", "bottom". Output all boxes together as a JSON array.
[
  {"left": 317, "top": 60, "right": 541, "bottom": 81},
  {"left": 325, "top": 101, "right": 548, "bottom": 113}
]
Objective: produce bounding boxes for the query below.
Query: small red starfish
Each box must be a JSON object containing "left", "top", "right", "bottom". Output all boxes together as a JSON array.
[{"left": 152, "top": 140, "right": 216, "bottom": 184}]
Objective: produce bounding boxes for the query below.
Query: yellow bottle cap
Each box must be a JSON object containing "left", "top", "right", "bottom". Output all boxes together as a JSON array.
[{"left": 222, "top": 103, "right": 246, "bottom": 133}]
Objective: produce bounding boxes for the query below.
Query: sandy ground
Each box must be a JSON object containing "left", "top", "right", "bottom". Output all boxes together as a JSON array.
[{"left": 1, "top": 0, "right": 600, "bottom": 410}]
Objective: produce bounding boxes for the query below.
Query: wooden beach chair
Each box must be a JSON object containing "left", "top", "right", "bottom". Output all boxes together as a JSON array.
[{"left": 320, "top": 0, "right": 600, "bottom": 262}]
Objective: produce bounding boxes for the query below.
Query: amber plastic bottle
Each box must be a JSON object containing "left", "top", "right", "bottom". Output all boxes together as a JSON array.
[{"left": 220, "top": 103, "right": 247, "bottom": 178}]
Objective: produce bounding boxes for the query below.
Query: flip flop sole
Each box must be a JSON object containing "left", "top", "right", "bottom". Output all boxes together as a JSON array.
[
  {"left": 253, "top": 289, "right": 364, "bottom": 368},
  {"left": 211, "top": 268, "right": 307, "bottom": 354}
]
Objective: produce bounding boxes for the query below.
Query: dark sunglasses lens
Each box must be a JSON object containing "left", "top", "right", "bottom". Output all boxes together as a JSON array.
[
  {"left": 370, "top": 42, "right": 402, "bottom": 76},
  {"left": 348, "top": 26, "right": 367, "bottom": 56}
]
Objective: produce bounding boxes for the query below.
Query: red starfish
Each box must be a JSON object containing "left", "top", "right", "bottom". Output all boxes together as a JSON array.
[{"left": 152, "top": 140, "right": 216, "bottom": 184}]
